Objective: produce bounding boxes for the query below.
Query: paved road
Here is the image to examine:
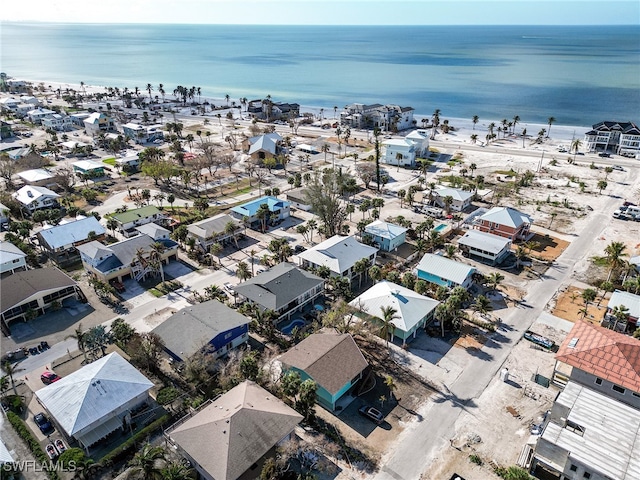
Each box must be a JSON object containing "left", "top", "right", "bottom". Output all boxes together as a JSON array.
[{"left": 375, "top": 179, "right": 634, "bottom": 479}]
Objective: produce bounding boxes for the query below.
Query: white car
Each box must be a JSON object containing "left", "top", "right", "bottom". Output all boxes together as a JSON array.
[{"left": 224, "top": 282, "right": 235, "bottom": 293}]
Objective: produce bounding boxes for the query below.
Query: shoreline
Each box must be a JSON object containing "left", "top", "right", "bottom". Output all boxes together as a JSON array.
[{"left": 14, "top": 77, "right": 591, "bottom": 143}]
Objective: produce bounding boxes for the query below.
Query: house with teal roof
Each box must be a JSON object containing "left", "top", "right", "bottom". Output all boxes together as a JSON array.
[
  {"left": 363, "top": 219, "right": 407, "bottom": 252},
  {"left": 230, "top": 196, "right": 290, "bottom": 229}
]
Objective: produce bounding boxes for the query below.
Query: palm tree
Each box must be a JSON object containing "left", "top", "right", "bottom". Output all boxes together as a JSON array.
[
  {"left": 472, "top": 115, "right": 479, "bottom": 130},
  {"left": 379, "top": 306, "right": 399, "bottom": 348},
  {"left": 236, "top": 261, "right": 252, "bottom": 282},
  {"left": 442, "top": 195, "right": 454, "bottom": 214},
  {"left": 610, "top": 304, "right": 629, "bottom": 331},
  {"left": 547, "top": 117, "right": 555, "bottom": 137},
  {"left": 353, "top": 258, "right": 370, "bottom": 288},
  {"left": 472, "top": 295, "right": 493, "bottom": 318},
  {"left": 66, "top": 323, "right": 88, "bottom": 363},
  {"left": 224, "top": 221, "right": 240, "bottom": 249},
  {"left": 368, "top": 265, "right": 382, "bottom": 283},
  {"left": 384, "top": 375, "right": 398, "bottom": 402},
  {"left": 571, "top": 138, "right": 582, "bottom": 161},
  {"left": 160, "top": 461, "right": 195, "bottom": 480},
  {"left": 604, "top": 241, "right": 627, "bottom": 281},
  {"left": 210, "top": 242, "right": 223, "bottom": 266},
  {"left": 486, "top": 272, "right": 504, "bottom": 292},
  {"left": 1, "top": 361, "right": 21, "bottom": 396},
  {"left": 512, "top": 115, "right": 520, "bottom": 134},
  {"left": 127, "top": 443, "right": 166, "bottom": 480}
]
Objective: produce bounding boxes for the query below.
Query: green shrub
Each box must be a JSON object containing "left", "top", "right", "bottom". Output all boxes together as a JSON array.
[
  {"left": 494, "top": 465, "right": 533, "bottom": 480},
  {"left": 469, "top": 454, "right": 483, "bottom": 465},
  {"left": 100, "top": 414, "right": 171, "bottom": 466},
  {"left": 6, "top": 412, "right": 60, "bottom": 480},
  {"left": 57, "top": 447, "right": 86, "bottom": 468},
  {"left": 156, "top": 386, "right": 180, "bottom": 405}
]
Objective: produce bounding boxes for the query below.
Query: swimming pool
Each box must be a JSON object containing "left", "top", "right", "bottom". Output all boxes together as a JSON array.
[
  {"left": 434, "top": 224, "right": 447, "bottom": 232},
  {"left": 280, "top": 319, "right": 305, "bottom": 335}
]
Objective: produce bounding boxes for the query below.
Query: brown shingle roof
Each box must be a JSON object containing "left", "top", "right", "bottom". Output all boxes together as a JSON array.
[
  {"left": 168, "top": 381, "right": 302, "bottom": 480},
  {"left": 555, "top": 320, "right": 640, "bottom": 392},
  {"left": 0, "top": 267, "right": 76, "bottom": 312},
  {"left": 278, "top": 332, "right": 368, "bottom": 395}
]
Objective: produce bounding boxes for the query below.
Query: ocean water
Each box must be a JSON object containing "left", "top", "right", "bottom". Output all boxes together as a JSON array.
[{"left": 2, "top": 23, "right": 639, "bottom": 126}]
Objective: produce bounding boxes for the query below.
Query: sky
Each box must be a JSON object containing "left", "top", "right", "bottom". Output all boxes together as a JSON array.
[{"left": 1, "top": 0, "right": 638, "bottom": 25}]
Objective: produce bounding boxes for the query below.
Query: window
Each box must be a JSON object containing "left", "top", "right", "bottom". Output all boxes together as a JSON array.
[
  {"left": 583, "top": 473, "right": 591, "bottom": 479},
  {"left": 632, "top": 392, "right": 640, "bottom": 398},
  {"left": 569, "top": 465, "right": 578, "bottom": 472},
  {"left": 565, "top": 420, "right": 585, "bottom": 436},
  {"left": 594, "top": 377, "right": 603, "bottom": 385},
  {"left": 612, "top": 384, "right": 626, "bottom": 394}
]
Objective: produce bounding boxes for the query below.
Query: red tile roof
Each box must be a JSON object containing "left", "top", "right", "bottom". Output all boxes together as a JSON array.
[{"left": 556, "top": 321, "right": 640, "bottom": 392}]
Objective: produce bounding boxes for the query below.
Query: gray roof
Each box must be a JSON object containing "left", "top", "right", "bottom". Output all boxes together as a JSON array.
[
  {"left": 187, "top": 214, "right": 240, "bottom": 240},
  {"left": 152, "top": 300, "right": 250, "bottom": 361},
  {"left": 416, "top": 253, "right": 475, "bottom": 285},
  {"left": 539, "top": 381, "right": 640, "bottom": 479},
  {"left": 478, "top": 206, "right": 532, "bottom": 228},
  {"left": 457, "top": 229, "right": 512, "bottom": 254},
  {"left": 134, "top": 222, "right": 170, "bottom": 240},
  {"left": 76, "top": 241, "right": 113, "bottom": 261},
  {"left": 433, "top": 186, "right": 473, "bottom": 202},
  {"left": 37, "top": 217, "right": 105, "bottom": 250},
  {"left": 234, "top": 262, "right": 324, "bottom": 311},
  {"left": 0, "top": 240, "right": 26, "bottom": 262},
  {"left": 350, "top": 281, "right": 439, "bottom": 333},
  {"left": 278, "top": 332, "right": 368, "bottom": 395},
  {"left": 298, "top": 235, "right": 378, "bottom": 275},
  {"left": 35, "top": 353, "right": 153, "bottom": 437},
  {"left": 168, "top": 381, "right": 302, "bottom": 480},
  {"left": 105, "top": 234, "right": 157, "bottom": 267},
  {"left": 1, "top": 267, "right": 76, "bottom": 313},
  {"left": 608, "top": 290, "right": 640, "bottom": 319}
]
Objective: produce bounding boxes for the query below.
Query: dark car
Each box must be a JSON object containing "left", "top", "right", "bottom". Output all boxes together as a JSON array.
[
  {"left": 110, "top": 279, "right": 126, "bottom": 293},
  {"left": 358, "top": 405, "right": 384, "bottom": 424},
  {"left": 34, "top": 413, "right": 54, "bottom": 435},
  {"left": 40, "top": 371, "right": 61, "bottom": 385},
  {"left": 294, "top": 245, "right": 306, "bottom": 254},
  {"left": 598, "top": 152, "right": 611, "bottom": 157}
]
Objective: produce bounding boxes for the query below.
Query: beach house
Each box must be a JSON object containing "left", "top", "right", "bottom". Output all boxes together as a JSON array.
[
  {"left": 16, "top": 168, "right": 56, "bottom": 188},
  {"left": 109, "top": 205, "right": 166, "bottom": 237},
  {"left": 584, "top": 121, "right": 640, "bottom": 158},
  {"left": 42, "top": 113, "right": 72, "bottom": 132},
  {"left": 27, "top": 108, "right": 56, "bottom": 124},
  {"left": 381, "top": 129, "right": 429, "bottom": 167},
  {"left": 12, "top": 185, "right": 60, "bottom": 213},
  {"left": 0, "top": 241, "right": 27, "bottom": 276},
  {"left": 72, "top": 159, "right": 106, "bottom": 178},
  {"left": 474, "top": 206, "right": 533, "bottom": 241},
  {"left": 36, "top": 216, "right": 106, "bottom": 265},
  {"left": 122, "top": 122, "right": 164, "bottom": 144},
  {"left": 603, "top": 290, "right": 640, "bottom": 332},
  {"left": 431, "top": 185, "right": 474, "bottom": 212},
  {"left": 230, "top": 196, "right": 290, "bottom": 229},
  {"left": 298, "top": 235, "right": 378, "bottom": 282},
  {"left": 457, "top": 230, "right": 512, "bottom": 265},
  {"left": 286, "top": 187, "right": 313, "bottom": 211},
  {"left": 83, "top": 112, "right": 115, "bottom": 136},
  {"left": 244, "top": 132, "right": 283, "bottom": 160},
  {"left": 350, "top": 281, "right": 440, "bottom": 345},
  {"left": 278, "top": 332, "right": 369, "bottom": 411},
  {"left": 416, "top": 253, "right": 476, "bottom": 289},
  {"left": 341, "top": 103, "right": 415, "bottom": 132},
  {"left": 363, "top": 219, "right": 407, "bottom": 252},
  {"left": 186, "top": 213, "right": 243, "bottom": 252}
]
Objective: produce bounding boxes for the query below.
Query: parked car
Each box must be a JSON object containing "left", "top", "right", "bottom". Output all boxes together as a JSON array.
[
  {"left": 358, "top": 405, "right": 384, "bottom": 424},
  {"left": 598, "top": 152, "right": 611, "bottom": 157},
  {"left": 34, "top": 413, "right": 54, "bottom": 434},
  {"left": 294, "top": 245, "right": 306, "bottom": 254},
  {"left": 41, "top": 371, "right": 61, "bottom": 385},
  {"left": 612, "top": 165, "right": 624, "bottom": 171},
  {"left": 224, "top": 282, "right": 235, "bottom": 293}
]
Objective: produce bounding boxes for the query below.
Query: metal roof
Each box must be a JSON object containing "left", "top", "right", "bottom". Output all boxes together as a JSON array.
[
  {"left": 540, "top": 381, "right": 640, "bottom": 479},
  {"left": 433, "top": 185, "right": 474, "bottom": 202},
  {"left": 231, "top": 196, "right": 290, "bottom": 217},
  {"left": 17, "top": 168, "right": 54, "bottom": 182},
  {"left": 298, "top": 235, "right": 378, "bottom": 275},
  {"left": 364, "top": 220, "right": 408, "bottom": 241},
  {"left": 187, "top": 213, "right": 240, "bottom": 240},
  {"left": 37, "top": 216, "right": 105, "bottom": 250},
  {"left": 134, "top": 222, "right": 170, "bottom": 240},
  {"left": 0, "top": 240, "right": 26, "bottom": 263},
  {"left": 608, "top": 290, "right": 640, "bottom": 320},
  {"left": 416, "top": 253, "right": 475, "bottom": 285},
  {"left": 12, "top": 185, "right": 60, "bottom": 206},
  {"left": 477, "top": 206, "right": 532, "bottom": 228},
  {"left": 35, "top": 353, "right": 153, "bottom": 437},
  {"left": 457, "top": 230, "right": 512, "bottom": 254},
  {"left": 350, "top": 281, "right": 439, "bottom": 333},
  {"left": 72, "top": 159, "right": 104, "bottom": 171},
  {"left": 111, "top": 206, "right": 161, "bottom": 225}
]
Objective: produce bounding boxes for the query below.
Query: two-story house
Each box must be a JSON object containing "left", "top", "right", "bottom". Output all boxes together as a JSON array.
[
  {"left": 431, "top": 185, "right": 474, "bottom": 212},
  {"left": 12, "top": 185, "right": 60, "bottom": 213},
  {"left": 584, "top": 121, "right": 640, "bottom": 158},
  {"left": 474, "top": 206, "right": 533, "bottom": 241},
  {"left": 230, "top": 196, "right": 290, "bottom": 230},
  {"left": 381, "top": 130, "right": 429, "bottom": 167},
  {"left": 36, "top": 216, "right": 106, "bottom": 266},
  {"left": 298, "top": 235, "right": 378, "bottom": 282},
  {"left": 83, "top": 112, "right": 115, "bottom": 136},
  {"left": 415, "top": 253, "right": 476, "bottom": 289},
  {"left": 0, "top": 241, "right": 27, "bottom": 276},
  {"left": 363, "top": 220, "right": 407, "bottom": 252},
  {"left": 186, "top": 213, "right": 243, "bottom": 252},
  {"left": 602, "top": 290, "right": 640, "bottom": 332},
  {"left": 109, "top": 205, "right": 166, "bottom": 237}
]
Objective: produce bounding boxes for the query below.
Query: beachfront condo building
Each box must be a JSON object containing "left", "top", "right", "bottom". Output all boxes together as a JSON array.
[
  {"left": 341, "top": 103, "right": 415, "bottom": 132},
  {"left": 584, "top": 121, "right": 640, "bottom": 158}
]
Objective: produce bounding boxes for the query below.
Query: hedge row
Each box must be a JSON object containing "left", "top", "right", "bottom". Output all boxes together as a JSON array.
[
  {"left": 6, "top": 411, "right": 60, "bottom": 480},
  {"left": 100, "top": 413, "right": 171, "bottom": 466}
]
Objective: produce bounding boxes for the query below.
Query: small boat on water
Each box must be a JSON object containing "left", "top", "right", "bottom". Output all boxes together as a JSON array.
[
  {"left": 46, "top": 443, "right": 58, "bottom": 460},
  {"left": 55, "top": 439, "right": 67, "bottom": 454}
]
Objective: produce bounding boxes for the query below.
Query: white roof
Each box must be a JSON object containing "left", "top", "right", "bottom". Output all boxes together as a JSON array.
[
  {"left": 12, "top": 185, "right": 60, "bottom": 206},
  {"left": 364, "top": 220, "right": 407, "bottom": 241},
  {"left": 383, "top": 138, "right": 414, "bottom": 149},
  {"left": 248, "top": 133, "right": 281, "bottom": 155},
  {"left": 405, "top": 130, "right": 429, "bottom": 141},
  {"left": 37, "top": 216, "right": 105, "bottom": 250},
  {"left": 416, "top": 253, "right": 475, "bottom": 285},
  {"left": 478, "top": 206, "right": 532, "bottom": 228},
  {"left": 61, "top": 140, "right": 88, "bottom": 149},
  {"left": 0, "top": 435, "right": 13, "bottom": 465},
  {"left": 0, "top": 240, "right": 26, "bottom": 263},
  {"left": 433, "top": 185, "right": 473, "bottom": 202},
  {"left": 76, "top": 240, "right": 113, "bottom": 261},
  {"left": 298, "top": 235, "right": 378, "bottom": 274},
  {"left": 28, "top": 108, "right": 55, "bottom": 116},
  {"left": 35, "top": 353, "right": 153, "bottom": 437},
  {"left": 135, "top": 222, "right": 169, "bottom": 239},
  {"left": 122, "top": 122, "right": 144, "bottom": 130},
  {"left": 72, "top": 159, "right": 104, "bottom": 171},
  {"left": 540, "top": 381, "right": 640, "bottom": 479},
  {"left": 608, "top": 290, "right": 640, "bottom": 319},
  {"left": 115, "top": 154, "right": 140, "bottom": 164},
  {"left": 84, "top": 112, "right": 104, "bottom": 123},
  {"left": 457, "top": 230, "right": 511, "bottom": 254},
  {"left": 17, "top": 168, "right": 54, "bottom": 183},
  {"left": 350, "top": 281, "right": 439, "bottom": 333}
]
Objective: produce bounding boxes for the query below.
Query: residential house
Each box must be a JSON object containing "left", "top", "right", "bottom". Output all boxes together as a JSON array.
[
  {"left": 234, "top": 262, "right": 324, "bottom": 321},
  {"left": 286, "top": 187, "right": 312, "bottom": 211},
  {"left": 0, "top": 97, "right": 20, "bottom": 112},
  {"left": 0, "top": 202, "right": 9, "bottom": 228},
  {"left": 114, "top": 153, "right": 141, "bottom": 172},
  {"left": 16, "top": 168, "right": 56, "bottom": 188},
  {"left": 230, "top": 196, "right": 290, "bottom": 230},
  {"left": 72, "top": 159, "right": 105, "bottom": 178},
  {"left": 350, "top": 281, "right": 440, "bottom": 345},
  {"left": 381, "top": 130, "right": 429, "bottom": 167},
  {"left": 341, "top": 103, "right": 415, "bottom": 131},
  {"left": 246, "top": 99, "right": 299, "bottom": 121},
  {"left": 35, "top": 353, "right": 153, "bottom": 452},
  {"left": 1, "top": 268, "right": 82, "bottom": 334},
  {"left": 76, "top": 233, "right": 178, "bottom": 283},
  {"left": 529, "top": 381, "right": 640, "bottom": 480},
  {"left": 36, "top": 216, "right": 106, "bottom": 265},
  {"left": 457, "top": 230, "right": 512, "bottom": 265},
  {"left": 152, "top": 300, "right": 250, "bottom": 362},
  {"left": 122, "top": 122, "right": 164, "bottom": 144},
  {"left": 134, "top": 222, "right": 171, "bottom": 241},
  {"left": 363, "top": 220, "right": 407, "bottom": 252},
  {"left": 12, "top": 185, "right": 60, "bottom": 213},
  {"left": 166, "top": 380, "right": 302, "bottom": 480},
  {"left": 0, "top": 121, "right": 13, "bottom": 139},
  {"left": 186, "top": 213, "right": 243, "bottom": 252},
  {"left": 69, "top": 112, "right": 91, "bottom": 127},
  {"left": 109, "top": 205, "right": 165, "bottom": 237},
  {"left": 474, "top": 206, "right": 533, "bottom": 241},
  {"left": 0, "top": 241, "right": 27, "bottom": 276},
  {"left": 83, "top": 112, "right": 115, "bottom": 136},
  {"left": 298, "top": 235, "right": 378, "bottom": 282},
  {"left": 279, "top": 332, "right": 369, "bottom": 411},
  {"left": 42, "top": 113, "right": 72, "bottom": 131},
  {"left": 552, "top": 320, "right": 640, "bottom": 409},
  {"left": 584, "top": 121, "right": 640, "bottom": 158},
  {"left": 602, "top": 290, "right": 640, "bottom": 332},
  {"left": 243, "top": 132, "right": 282, "bottom": 161},
  {"left": 27, "top": 108, "right": 56, "bottom": 124},
  {"left": 431, "top": 186, "right": 474, "bottom": 212},
  {"left": 416, "top": 253, "right": 476, "bottom": 289}
]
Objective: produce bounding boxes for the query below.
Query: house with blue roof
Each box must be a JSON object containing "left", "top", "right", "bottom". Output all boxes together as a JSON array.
[
  {"left": 230, "top": 196, "right": 290, "bottom": 229},
  {"left": 363, "top": 220, "right": 407, "bottom": 252},
  {"left": 416, "top": 253, "right": 476, "bottom": 290},
  {"left": 37, "top": 216, "right": 106, "bottom": 266}
]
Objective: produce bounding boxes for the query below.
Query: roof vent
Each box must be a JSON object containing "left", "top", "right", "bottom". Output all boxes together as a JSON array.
[
  {"left": 568, "top": 337, "right": 579, "bottom": 348},
  {"left": 27, "top": 191, "right": 33, "bottom": 198}
]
